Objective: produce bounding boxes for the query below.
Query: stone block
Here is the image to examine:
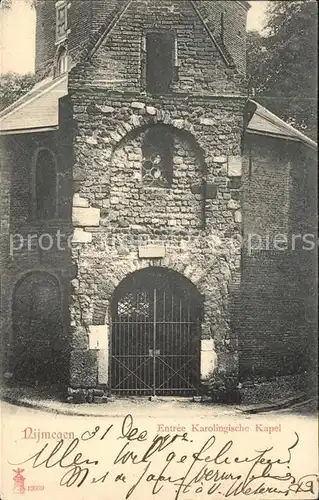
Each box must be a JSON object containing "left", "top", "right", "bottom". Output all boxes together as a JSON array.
[
  {"left": 228, "top": 156, "right": 242, "bottom": 177},
  {"left": 213, "top": 156, "right": 227, "bottom": 164},
  {"left": 130, "top": 114, "right": 142, "bottom": 126},
  {"left": 228, "top": 199, "right": 240, "bottom": 210},
  {"left": 73, "top": 193, "right": 89, "bottom": 208},
  {"left": 110, "top": 197, "right": 120, "bottom": 205},
  {"left": 96, "top": 105, "right": 115, "bottom": 114},
  {"left": 86, "top": 137, "right": 98, "bottom": 145},
  {"left": 123, "top": 122, "right": 133, "bottom": 132},
  {"left": 200, "top": 339, "right": 217, "bottom": 382},
  {"left": 97, "top": 349, "right": 109, "bottom": 385},
  {"left": 138, "top": 245, "right": 166, "bottom": 259},
  {"left": 172, "top": 119, "right": 184, "bottom": 129},
  {"left": 70, "top": 350, "right": 98, "bottom": 388},
  {"left": 88, "top": 325, "right": 108, "bottom": 350},
  {"left": 200, "top": 118, "right": 215, "bottom": 126},
  {"left": 72, "top": 228, "right": 92, "bottom": 243},
  {"left": 146, "top": 106, "right": 157, "bottom": 115},
  {"left": 110, "top": 131, "right": 122, "bottom": 142},
  {"left": 131, "top": 101, "right": 145, "bottom": 110},
  {"left": 168, "top": 219, "right": 177, "bottom": 226},
  {"left": 190, "top": 183, "right": 202, "bottom": 195},
  {"left": 234, "top": 210, "right": 242, "bottom": 223},
  {"left": 72, "top": 207, "right": 100, "bottom": 227},
  {"left": 71, "top": 279, "right": 79, "bottom": 290}
]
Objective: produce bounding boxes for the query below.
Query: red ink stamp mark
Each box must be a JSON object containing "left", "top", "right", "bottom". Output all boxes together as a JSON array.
[{"left": 13, "top": 469, "right": 26, "bottom": 494}]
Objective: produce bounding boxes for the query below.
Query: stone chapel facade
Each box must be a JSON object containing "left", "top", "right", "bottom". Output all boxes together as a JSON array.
[{"left": 0, "top": 0, "right": 317, "bottom": 402}]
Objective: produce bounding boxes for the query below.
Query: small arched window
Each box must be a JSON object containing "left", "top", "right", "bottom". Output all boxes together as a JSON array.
[
  {"left": 57, "top": 47, "right": 68, "bottom": 75},
  {"left": 141, "top": 125, "right": 174, "bottom": 187},
  {"left": 34, "top": 149, "right": 57, "bottom": 220}
]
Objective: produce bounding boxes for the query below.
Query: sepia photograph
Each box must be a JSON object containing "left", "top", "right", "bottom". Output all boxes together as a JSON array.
[{"left": 0, "top": 1, "right": 318, "bottom": 498}]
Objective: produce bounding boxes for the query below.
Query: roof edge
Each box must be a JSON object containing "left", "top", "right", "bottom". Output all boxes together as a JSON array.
[
  {"left": 189, "top": 0, "right": 236, "bottom": 68},
  {"left": 87, "top": 0, "right": 133, "bottom": 60},
  {"left": 0, "top": 74, "right": 67, "bottom": 121},
  {"left": 247, "top": 99, "right": 317, "bottom": 151},
  {"left": 0, "top": 126, "right": 59, "bottom": 136},
  {"left": 236, "top": 1, "right": 251, "bottom": 11}
]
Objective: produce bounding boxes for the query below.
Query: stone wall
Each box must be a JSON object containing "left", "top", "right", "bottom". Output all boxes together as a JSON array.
[{"left": 67, "top": 81, "right": 246, "bottom": 391}]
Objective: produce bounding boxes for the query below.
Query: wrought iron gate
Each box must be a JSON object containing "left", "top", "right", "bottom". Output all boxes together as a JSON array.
[{"left": 111, "top": 268, "right": 202, "bottom": 396}]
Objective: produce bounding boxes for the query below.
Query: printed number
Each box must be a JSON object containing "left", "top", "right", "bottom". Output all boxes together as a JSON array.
[{"left": 27, "top": 486, "right": 45, "bottom": 491}]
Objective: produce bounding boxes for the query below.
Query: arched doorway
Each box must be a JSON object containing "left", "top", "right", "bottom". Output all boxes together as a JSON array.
[
  {"left": 12, "top": 272, "right": 67, "bottom": 387},
  {"left": 111, "top": 268, "right": 203, "bottom": 396}
]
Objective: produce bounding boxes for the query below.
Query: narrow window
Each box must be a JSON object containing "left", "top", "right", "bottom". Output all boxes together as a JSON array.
[
  {"left": 56, "top": 1, "right": 68, "bottom": 43},
  {"left": 35, "top": 149, "right": 57, "bottom": 220},
  {"left": 142, "top": 126, "right": 173, "bottom": 187},
  {"left": 57, "top": 47, "right": 68, "bottom": 74},
  {"left": 146, "top": 32, "right": 175, "bottom": 93}
]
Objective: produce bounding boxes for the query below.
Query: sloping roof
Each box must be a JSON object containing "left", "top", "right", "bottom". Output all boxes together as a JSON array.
[
  {"left": 0, "top": 74, "right": 68, "bottom": 135},
  {"left": 246, "top": 100, "right": 317, "bottom": 150},
  {"left": 0, "top": 75, "right": 316, "bottom": 153}
]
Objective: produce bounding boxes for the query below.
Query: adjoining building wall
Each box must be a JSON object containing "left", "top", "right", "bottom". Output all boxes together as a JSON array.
[
  {"left": 0, "top": 98, "right": 74, "bottom": 385},
  {"left": 35, "top": 0, "right": 123, "bottom": 79},
  {"left": 240, "top": 134, "right": 317, "bottom": 379}
]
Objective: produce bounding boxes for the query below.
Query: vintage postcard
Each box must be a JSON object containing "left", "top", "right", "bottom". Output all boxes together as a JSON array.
[{"left": 0, "top": 0, "right": 318, "bottom": 499}]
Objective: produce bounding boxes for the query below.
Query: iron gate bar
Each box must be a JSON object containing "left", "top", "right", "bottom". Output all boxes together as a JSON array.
[
  {"left": 111, "top": 268, "right": 201, "bottom": 395},
  {"left": 157, "top": 356, "right": 197, "bottom": 389},
  {"left": 112, "top": 356, "right": 153, "bottom": 390},
  {"left": 153, "top": 288, "right": 156, "bottom": 396}
]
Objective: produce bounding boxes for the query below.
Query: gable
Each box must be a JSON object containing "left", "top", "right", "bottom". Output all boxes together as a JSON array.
[
  {"left": 80, "top": 0, "right": 241, "bottom": 94},
  {"left": 87, "top": 0, "right": 235, "bottom": 68}
]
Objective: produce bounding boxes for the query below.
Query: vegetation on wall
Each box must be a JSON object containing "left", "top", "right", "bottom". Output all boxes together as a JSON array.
[
  {"left": 0, "top": 73, "right": 36, "bottom": 112},
  {"left": 247, "top": 0, "right": 317, "bottom": 140}
]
